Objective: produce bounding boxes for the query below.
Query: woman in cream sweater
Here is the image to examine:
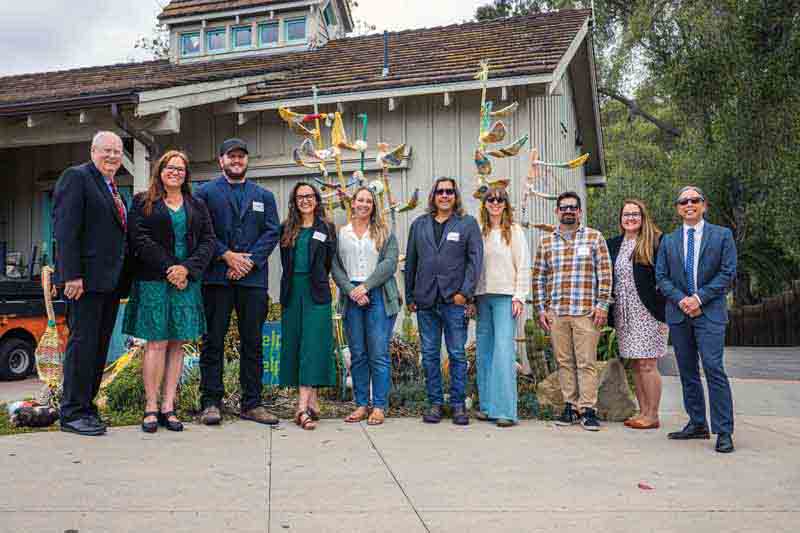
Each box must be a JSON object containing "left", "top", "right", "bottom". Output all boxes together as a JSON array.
[{"left": 474, "top": 186, "right": 530, "bottom": 427}]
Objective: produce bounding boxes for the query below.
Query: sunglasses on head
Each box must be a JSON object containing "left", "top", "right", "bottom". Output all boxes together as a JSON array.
[
  {"left": 677, "top": 197, "right": 704, "bottom": 206},
  {"left": 435, "top": 188, "right": 456, "bottom": 197},
  {"left": 558, "top": 205, "right": 579, "bottom": 212},
  {"left": 485, "top": 196, "right": 506, "bottom": 204}
]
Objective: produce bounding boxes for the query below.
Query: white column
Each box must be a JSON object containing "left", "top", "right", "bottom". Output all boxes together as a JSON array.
[{"left": 133, "top": 139, "right": 149, "bottom": 193}]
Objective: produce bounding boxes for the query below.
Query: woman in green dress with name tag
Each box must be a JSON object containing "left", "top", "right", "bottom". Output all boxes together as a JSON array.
[
  {"left": 123, "top": 150, "right": 215, "bottom": 433},
  {"left": 279, "top": 182, "right": 337, "bottom": 430}
]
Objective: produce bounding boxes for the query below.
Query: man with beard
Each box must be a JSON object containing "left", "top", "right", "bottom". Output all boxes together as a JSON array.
[
  {"left": 532, "top": 191, "right": 612, "bottom": 431},
  {"left": 54, "top": 131, "right": 131, "bottom": 436},
  {"left": 405, "top": 177, "right": 483, "bottom": 425},
  {"left": 194, "top": 139, "right": 280, "bottom": 425},
  {"left": 656, "top": 186, "right": 736, "bottom": 453}
]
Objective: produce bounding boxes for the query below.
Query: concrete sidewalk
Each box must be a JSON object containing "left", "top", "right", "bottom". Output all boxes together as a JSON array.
[{"left": 2, "top": 377, "right": 799, "bottom": 533}]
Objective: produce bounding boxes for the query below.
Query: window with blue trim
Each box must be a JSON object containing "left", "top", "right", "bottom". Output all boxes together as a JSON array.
[
  {"left": 323, "top": 4, "right": 338, "bottom": 26},
  {"left": 231, "top": 26, "right": 253, "bottom": 49},
  {"left": 258, "top": 22, "right": 279, "bottom": 46},
  {"left": 285, "top": 17, "right": 306, "bottom": 43},
  {"left": 180, "top": 32, "right": 201, "bottom": 56},
  {"left": 206, "top": 28, "right": 226, "bottom": 53}
]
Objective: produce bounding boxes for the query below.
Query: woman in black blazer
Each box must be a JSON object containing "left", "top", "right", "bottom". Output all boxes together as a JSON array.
[
  {"left": 606, "top": 199, "right": 667, "bottom": 430},
  {"left": 122, "top": 150, "right": 215, "bottom": 433},
  {"left": 278, "top": 182, "right": 337, "bottom": 430}
]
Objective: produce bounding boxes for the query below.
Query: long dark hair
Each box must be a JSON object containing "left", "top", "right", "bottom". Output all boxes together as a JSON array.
[
  {"left": 144, "top": 150, "right": 192, "bottom": 216},
  {"left": 479, "top": 186, "right": 514, "bottom": 246},
  {"left": 280, "top": 181, "right": 327, "bottom": 248},
  {"left": 426, "top": 177, "right": 464, "bottom": 216}
]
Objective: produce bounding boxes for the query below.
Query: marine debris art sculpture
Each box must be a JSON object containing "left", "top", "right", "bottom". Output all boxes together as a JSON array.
[
  {"left": 278, "top": 86, "right": 418, "bottom": 225},
  {"left": 470, "top": 61, "right": 590, "bottom": 227}
]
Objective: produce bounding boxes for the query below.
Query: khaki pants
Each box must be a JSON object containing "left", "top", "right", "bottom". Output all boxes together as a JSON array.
[{"left": 549, "top": 312, "right": 602, "bottom": 411}]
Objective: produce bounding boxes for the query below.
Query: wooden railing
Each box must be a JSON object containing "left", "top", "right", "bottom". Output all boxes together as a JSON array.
[{"left": 726, "top": 281, "right": 800, "bottom": 346}]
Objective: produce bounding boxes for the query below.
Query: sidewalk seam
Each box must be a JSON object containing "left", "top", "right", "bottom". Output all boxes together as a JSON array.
[{"left": 360, "top": 424, "right": 431, "bottom": 533}]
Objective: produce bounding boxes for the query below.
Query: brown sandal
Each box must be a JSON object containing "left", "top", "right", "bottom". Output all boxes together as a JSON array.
[
  {"left": 367, "top": 408, "right": 385, "bottom": 426},
  {"left": 345, "top": 407, "right": 370, "bottom": 423},
  {"left": 295, "top": 410, "right": 316, "bottom": 430}
]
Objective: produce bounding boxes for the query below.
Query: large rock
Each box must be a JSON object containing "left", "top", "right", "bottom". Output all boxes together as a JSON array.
[{"left": 535, "top": 359, "right": 637, "bottom": 422}]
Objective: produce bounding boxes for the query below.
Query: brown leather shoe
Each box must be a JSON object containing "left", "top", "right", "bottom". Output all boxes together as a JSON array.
[
  {"left": 240, "top": 405, "right": 279, "bottom": 425},
  {"left": 200, "top": 406, "right": 222, "bottom": 426},
  {"left": 628, "top": 419, "right": 660, "bottom": 430}
]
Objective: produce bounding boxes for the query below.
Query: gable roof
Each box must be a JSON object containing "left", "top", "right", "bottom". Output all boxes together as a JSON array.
[
  {"left": 0, "top": 9, "right": 592, "bottom": 116},
  {"left": 159, "top": 0, "right": 289, "bottom": 20}
]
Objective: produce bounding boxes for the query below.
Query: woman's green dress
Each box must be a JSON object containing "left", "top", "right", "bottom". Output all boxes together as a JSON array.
[
  {"left": 279, "top": 228, "right": 336, "bottom": 387},
  {"left": 123, "top": 205, "right": 206, "bottom": 341}
]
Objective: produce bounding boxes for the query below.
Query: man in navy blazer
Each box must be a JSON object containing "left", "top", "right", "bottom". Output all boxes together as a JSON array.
[
  {"left": 405, "top": 177, "right": 483, "bottom": 425},
  {"left": 656, "top": 186, "right": 737, "bottom": 453},
  {"left": 54, "top": 131, "right": 130, "bottom": 436},
  {"left": 194, "top": 139, "right": 280, "bottom": 426}
]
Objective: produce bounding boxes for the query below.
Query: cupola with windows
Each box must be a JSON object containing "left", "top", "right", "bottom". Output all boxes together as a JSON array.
[{"left": 158, "top": 0, "right": 353, "bottom": 63}]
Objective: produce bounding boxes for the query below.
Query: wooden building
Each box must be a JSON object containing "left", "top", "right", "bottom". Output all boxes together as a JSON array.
[{"left": 0, "top": 1, "right": 605, "bottom": 299}]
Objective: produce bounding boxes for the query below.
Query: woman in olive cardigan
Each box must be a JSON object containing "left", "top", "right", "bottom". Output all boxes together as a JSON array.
[{"left": 331, "top": 187, "right": 400, "bottom": 426}]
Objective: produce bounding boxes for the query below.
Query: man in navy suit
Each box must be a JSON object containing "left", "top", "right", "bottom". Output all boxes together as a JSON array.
[
  {"left": 194, "top": 139, "right": 280, "bottom": 426},
  {"left": 656, "top": 186, "right": 737, "bottom": 453},
  {"left": 54, "top": 131, "right": 130, "bottom": 436}
]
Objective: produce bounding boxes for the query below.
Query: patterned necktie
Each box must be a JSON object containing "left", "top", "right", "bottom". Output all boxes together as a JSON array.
[
  {"left": 686, "top": 228, "right": 695, "bottom": 295},
  {"left": 108, "top": 178, "right": 127, "bottom": 231}
]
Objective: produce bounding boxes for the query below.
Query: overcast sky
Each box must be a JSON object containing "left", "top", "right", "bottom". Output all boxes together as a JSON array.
[{"left": 0, "top": 0, "right": 490, "bottom": 77}]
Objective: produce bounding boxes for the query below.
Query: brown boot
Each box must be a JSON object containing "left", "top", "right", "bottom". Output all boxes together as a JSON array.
[
  {"left": 240, "top": 405, "right": 279, "bottom": 425},
  {"left": 200, "top": 405, "right": 222, "bottom": 426}
]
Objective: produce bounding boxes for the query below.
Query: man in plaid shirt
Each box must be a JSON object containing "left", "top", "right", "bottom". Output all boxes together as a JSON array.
[{"left": 532, "top": 191, "right": 613, "bottom": 430}]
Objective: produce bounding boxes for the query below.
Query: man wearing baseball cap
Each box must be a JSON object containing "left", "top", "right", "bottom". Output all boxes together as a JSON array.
[{"left": 194, "top": 138, "right": 281, "bottom": 425}]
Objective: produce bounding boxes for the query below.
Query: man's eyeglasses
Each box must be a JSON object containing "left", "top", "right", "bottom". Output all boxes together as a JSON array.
[
  {"left": 435, "top": 188, "right": 456, "bottom": 197},
  {"left": 558, "top": 205, "right": 579, "bottom": 212},
  {"left": 677, "top": 197, "right": 704, "bottom": 206},
  {"left": 485, "top": 196, "right": 506, "bottom": 204},
  {"left": 296, "top": 193, "right": 316, "bottom": 202},
  {"left": 164, "top": 165, "right": 187, "bottom": 174}
]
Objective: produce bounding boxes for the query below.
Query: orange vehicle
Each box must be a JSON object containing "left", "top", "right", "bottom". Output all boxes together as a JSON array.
[{"left": 0, "top": 280, "right": 67, "bottom": 380}]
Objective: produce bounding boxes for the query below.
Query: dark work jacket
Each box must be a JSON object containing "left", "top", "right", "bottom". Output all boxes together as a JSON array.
[
  {"left": 127, "top": 193, "right": 216, "bottom": 282},
  {"left": 193, "top": 176, "right": 280, "bottom": 289},
  {"left": 279, "top": 218, "right": 337, "bottom": 306},
  {"left": 404, "top": 213, "right": 483, "bottom": 309},
  {"left": 53, "top": 161, "right": 130, "bottom": 296},
  {"left": 606, "top": 234, "right": 666, "bottom": 326}
]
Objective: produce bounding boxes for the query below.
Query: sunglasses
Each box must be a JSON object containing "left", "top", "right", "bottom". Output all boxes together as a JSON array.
[
  {"left": 558, "top": 205, "right": 579, "bottom": 212},
  {"left": 435, "top": 188, "right": 456, "bottom": 197},
  {"left": 485, "top": 196, "right": 506, "bottom": 204},
  {"left": 677, "top": 197, "right": 704, "bottom": 206}
]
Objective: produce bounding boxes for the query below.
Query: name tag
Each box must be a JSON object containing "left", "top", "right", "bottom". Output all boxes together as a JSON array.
[
  {"left": 252, "top": 201, "right": 264, "bottom": 212},
  {"left": 447, "top": 232, "right": 460, "bottom": 242},
  {"left": 577, "top": 245, "right": 590, "bottom": 257},
  {"left": 313, "top": 231, "right": 327, "bottom": 242}
]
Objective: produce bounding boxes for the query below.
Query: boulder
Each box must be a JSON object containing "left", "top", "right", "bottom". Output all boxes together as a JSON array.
[{"left": 535, "top": 359, "right": 637, "bottom": 422}]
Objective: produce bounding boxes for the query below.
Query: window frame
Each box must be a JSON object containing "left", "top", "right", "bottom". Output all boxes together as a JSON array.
[
  {"left": 284, "top": 17, "right": 307, "bottom": 44},
  {"left": 257, "top": 21, "right": 280, "bottom": 47},
  {"left": 231, "top": 25, "right": 254, "bottom": 50},
  {"left": 179, "top": 31, "right": 202, "bottom": 57},
  {"left": 323, "top": 3, "right": 338, "bottom": 26},
  {"left": 205, "top": 27, "right": 227, "bottom": 54}
]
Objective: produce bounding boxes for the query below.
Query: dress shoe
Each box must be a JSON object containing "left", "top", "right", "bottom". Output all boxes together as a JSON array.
[
  {"left": 667, "top": 422, "right": 710, "bottom": 440},
  {"left": 628, "top": 419, "right": 660, "bottom": 430},
  {"left": 715, "top": 433, "right": 735, "bottom": 453},
  {"left": 88, "top": 413, "right": 108, "bottom": 430},
  {"left": 452, "top": 405, "right": 470, "bottom": 426},
  {"left": 422, "top": 405, "right": 442, "bottom": 424},
  {"left": 61, "top": 417, "right": 106, "bottom": 436}
]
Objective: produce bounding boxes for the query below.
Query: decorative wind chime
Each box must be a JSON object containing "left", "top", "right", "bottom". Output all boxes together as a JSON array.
[{"left": 471, "top": 61, "right": 590, "bottom": 228}]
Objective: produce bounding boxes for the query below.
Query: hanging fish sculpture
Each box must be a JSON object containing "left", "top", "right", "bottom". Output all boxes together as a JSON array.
[
  {"left": 532, "top": 153, "right": 590, "bottom": 169},
  {"left": 377, "top": 142, "right": 407, "bottom": 167},
  {"left": 479, "top": 121, "right": 507, "bottom": 145},
  {"left": 474, "top": 149, "right": 492, "bottom": 176},
  {"left": 489, "top": 102, "right": 519, "bottom": 118},
  {"left": 487, "top": 134, "right": 529, "bottom": 158},
  {"left": 279, "top": 107, "right": 322, "bottom": 139},
  {"left": 395, "top": 188, "right": 420, "bottom": 213}
]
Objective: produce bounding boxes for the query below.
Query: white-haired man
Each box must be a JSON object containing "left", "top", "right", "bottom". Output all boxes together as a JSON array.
[{"left": 54, "top": 131, "right": 131, "bottom": 436}]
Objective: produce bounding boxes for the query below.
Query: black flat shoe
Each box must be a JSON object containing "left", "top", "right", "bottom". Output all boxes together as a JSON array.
[
  {"left": 667, "top": 422, "right": 710, "bottom": 440},
  {"left": 141, "top": 412, "right": 158, "bottom": 433},
  {"left": 61, "top": 417, "right": 106, "bottom": 437},
  {"left": 158, "top": 410, "right": 184, "bottom": 432},
  {"left": 715, "top": 433, "right": 734, "bottom": 453}
]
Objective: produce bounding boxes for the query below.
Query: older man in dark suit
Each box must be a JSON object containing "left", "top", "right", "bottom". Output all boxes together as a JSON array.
[
  {"left": 656, "top": 186, "right": 737, "bottom": 453},
  {"left": 54, "top": 131, "right": 130, "bottom": 436}
]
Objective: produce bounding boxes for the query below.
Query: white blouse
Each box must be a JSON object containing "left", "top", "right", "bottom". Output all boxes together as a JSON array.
[
  {"left": 338, "top": 223, "right": 380, "bottom": 282},
  {"left": 475, "top": 223, "right": 531, "bottom": 302}
]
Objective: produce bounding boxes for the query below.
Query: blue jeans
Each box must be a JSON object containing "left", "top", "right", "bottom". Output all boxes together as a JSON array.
[
  {"left": 476, "top": 295, "right": 518, "bottom": 422},
  {"left": 344, "top": 286, "right": 396, "bottom": 409},
  {"left": 417, "top": 303, "right": 468, "bottom": 407}
]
